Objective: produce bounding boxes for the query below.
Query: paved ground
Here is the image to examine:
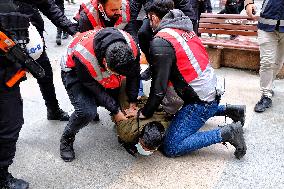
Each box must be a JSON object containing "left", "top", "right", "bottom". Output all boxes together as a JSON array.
[{"left": 8, "top": 1, "right": 284, "bottom": 189}]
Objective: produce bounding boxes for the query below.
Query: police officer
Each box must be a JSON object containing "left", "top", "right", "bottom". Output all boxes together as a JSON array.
[
  {"left": 60, "top": 27, "right": 140, "bottom": 162},
  {"left": 17, "top": 0, "right": 78, "bottom": 121},
  {"left": 130, "top": 0, "right": 247, "bottom": 159},
  {"left": 0, "top": 0, "right": 77, "bottom": 188}
]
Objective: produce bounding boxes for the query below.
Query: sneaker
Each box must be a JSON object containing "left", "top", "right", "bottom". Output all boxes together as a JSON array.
[
  {"left": 0, "top": 173, "right": 29, "bottom": 189},
  {"left": 254, "top": 96, "right": 272, "bottom": 113},
  {"left": 47, "top": 108, "right": 70, "bottom": 121}
]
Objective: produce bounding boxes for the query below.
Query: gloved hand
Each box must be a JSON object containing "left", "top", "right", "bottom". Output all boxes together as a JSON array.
[{"left": 66, "top": 23, "right": 79, "bottom": 36}]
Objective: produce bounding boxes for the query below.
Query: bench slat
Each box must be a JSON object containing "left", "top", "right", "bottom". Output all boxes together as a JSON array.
[
  {"left": 200, "top": 13, "right": 259, "bottom": 20},
  {"left": 199, "top": 23, "right": 257, "bottom": 32},
  {"left": 199, "top": 28, "right": 257, "bottom": 36},
  {"left": 201, "top": 38, "right": 259, "bottom": 50},
  {"left": 200, "top": 18, "right": 258, "bottom": 25}
]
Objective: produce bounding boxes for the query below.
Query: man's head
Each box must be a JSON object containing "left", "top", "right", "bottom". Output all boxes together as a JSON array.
[
  {"left": 98, "top": 0, "right": 122, "bottom": 23},
  {"left": 144, "top": 0, "right": 174, "bottom": 31},
  {"left": 135, "top": 121, "right": 165, "bottom": 156},
  {"left": 105, "top": 41, "right": 136, "bottom": 76}
]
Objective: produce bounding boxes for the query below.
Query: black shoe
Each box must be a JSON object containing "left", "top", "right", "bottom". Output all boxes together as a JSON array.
[
  {"left": 254, "top": 96, "right": 272, "bottom": 113},
  {"left": 0, "top": 173, "right": 29, "bottom": 189},
  {"left": 47, "top": 108, "right": 70, "bottom": 121},
  {"left": 225, "top": 105, "right": 246, "bottom": 126},
  {"left": 140, "top": 67, "right": 151, "bottom": 81},
  {"left": 60, "top": 135, "right": 75, "bottom": 162},
  {"left": 220, "top": 122, "right": 247, "bottom": 159},
  {"left": 62, "top": 33, "right": 69, "bottom": 40},
  {"left": 93, "top": 113, "right": 100, "bottom": 122}
]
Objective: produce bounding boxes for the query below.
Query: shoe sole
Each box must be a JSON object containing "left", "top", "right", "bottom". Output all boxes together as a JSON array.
[{"left": 56, "top": 39, "right": 61, "bottom": 46}]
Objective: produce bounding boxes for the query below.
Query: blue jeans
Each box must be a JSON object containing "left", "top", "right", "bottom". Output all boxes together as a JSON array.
[
  {"left": 163, "top": 101, "right": 225, "bottom": 157},
  {"left": 138, "top": 80, "right": 144, "bottom": 97},
  {"left": 61, "top": 72, "right": 98, "bottom": 134}
]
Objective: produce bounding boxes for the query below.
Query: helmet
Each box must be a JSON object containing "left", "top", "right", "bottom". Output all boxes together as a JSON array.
[{"left": 25, "top": 23, "right": 43, "bottom": 60}]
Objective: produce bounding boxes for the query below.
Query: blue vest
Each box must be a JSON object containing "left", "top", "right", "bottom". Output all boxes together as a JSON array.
[{"left": 258, "top": 0, "right": 284, "bottom": 32}]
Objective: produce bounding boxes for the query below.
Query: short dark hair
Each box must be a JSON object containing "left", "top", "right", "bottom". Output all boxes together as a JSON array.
[
  {"left": 140, "top": 121, "right": 165, "bottom": 150},
  {"left": 144, "top": 0, "right": 174, "bottom": 19},
  {"left": 105, "top": 41, "right": 135, "bottom": 76}
]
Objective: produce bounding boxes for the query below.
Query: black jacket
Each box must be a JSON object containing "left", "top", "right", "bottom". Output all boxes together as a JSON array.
[
  {"left": 68, "top": 28, "right": 140, "bottom": 114},
  {"left": 15, "top": 0, "right": 77, "bottom": 36},
  {"left": 141, "top": 10, "right": 216, "bottom": 118}
]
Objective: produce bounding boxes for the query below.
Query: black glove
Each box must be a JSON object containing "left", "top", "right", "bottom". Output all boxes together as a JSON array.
[{"left": 66, "top": 23, "right": 78, "bottom": 36}]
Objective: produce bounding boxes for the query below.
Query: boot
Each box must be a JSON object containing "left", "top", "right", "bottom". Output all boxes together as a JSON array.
[
  {"left": 47, "top": 108, "right": 70, "bottom": 121},
  {"left": 220, "top": 122, "right": 247, "bottom": 159},
  {"left": 56, "top": 28, "right": 62, "bottom": 46},
  {"left": 60, "top": 133, "right": 75, "bottom": 162},
  {"left": 62, "top": 32, "right": 69, "bottom": 40},
  {"left": 93, "top": 113, "right": 100, "bottom": 122},
  {"left": 225, "top": 105, "right": 246, "bottom": 126},
  {"left": 0, "top": 167, "right": 29, "bottom": 189}
]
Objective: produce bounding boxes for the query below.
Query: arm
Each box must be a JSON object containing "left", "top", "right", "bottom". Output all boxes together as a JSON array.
[
  {"left": 141, "top": 38, "right": 174, "bottom": 118},
  {"left": 34, "top": 0, "right": 78, "bottom": 35},
  {"left": 244, "top": 0, "right": 256, "bottom": 18},
  {"left": 125, "top": 57, "right": 140, "bottom": 104},
  {"left": 74, "top": 57, "right": 121, "bottom": 115}
]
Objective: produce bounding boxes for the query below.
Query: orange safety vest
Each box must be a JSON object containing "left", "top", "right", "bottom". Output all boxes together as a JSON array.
[
  {"left": 64, "top": 29, "right": 138, "bottom": 89},
  {"left": 75, "top": 0, "right": 130, "bottom": 30},
  {"left": 155, "top": 28, "right": 209, "bottom": 84}
]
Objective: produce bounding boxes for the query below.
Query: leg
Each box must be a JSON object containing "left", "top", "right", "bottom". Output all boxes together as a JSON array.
[
  {"left": 272, "top": 32, "right": 284, "bottom": 80},
  {"left": 60, "top": 72, "right": 98, "bottom": 162},
  {"left": 56, "top": 27, "right": 62, "bottom": 46},
  {"left": 163, "top": 102, "right": 222, "bottom": 157},
  {"left": 0, "top": 86, "right": 29, "bottom": 188},
  {"left": 254, "top": 30, "right": 279, "bottom": 112},
  {"left": 36, "top": 51, "right": 69, "bottom": 120}
]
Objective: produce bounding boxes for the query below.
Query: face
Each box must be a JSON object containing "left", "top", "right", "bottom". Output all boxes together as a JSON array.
[
  {"left": 103, "top": 0, "right": 122, "bottom": 22},
  {"left": 135, "top": 138, "right": 158, "bottom": 156},
  {"left": 148, "top": 13, "right": 161, "bottom": 31}
]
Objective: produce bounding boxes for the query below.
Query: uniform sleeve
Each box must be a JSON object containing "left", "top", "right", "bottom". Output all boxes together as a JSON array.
[
  {"left": 73, "top": 57, "right": 120, "bottom": 114},
  {"left": 35, "top": 0, "right": 78, "bottom": 35},
  {"left": 141, "top": 38, "right": 175, "bottom": 118}
]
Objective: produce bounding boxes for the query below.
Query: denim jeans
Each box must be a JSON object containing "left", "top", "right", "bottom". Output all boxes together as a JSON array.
[
  {"left": 163, "top": 101, "right": 225, "bottom": 157},
  {"left": 61, "top": 72, "right": 98, "bottom": 134}
]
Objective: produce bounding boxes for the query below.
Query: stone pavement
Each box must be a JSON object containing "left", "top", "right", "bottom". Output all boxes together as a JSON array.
[{"left": 9, "top": 1, "right": 284, "bottom": 188}]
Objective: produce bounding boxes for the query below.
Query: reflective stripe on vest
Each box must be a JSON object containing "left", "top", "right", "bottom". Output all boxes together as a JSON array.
[
  {"left": 259, "top": 17, "right": 278, "bottom": 26},
  {"left": 119, "top": 30, "right": 138, "bottom": 57},
  {"left": 156, "top": 28, "right": 209, "bottom": 83},
  {"left": 79, "top": 0, "right": 130, "bottom": 29}
]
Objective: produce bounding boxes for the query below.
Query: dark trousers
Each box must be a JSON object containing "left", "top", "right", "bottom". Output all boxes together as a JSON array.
[
  {"left": 36, "top": 51, "right": 60, "bottom": 111},
  {"left": 55, "top": 0, "right": 65, "bottom": 35},
  {"left": 0, "top": 80, "right": 23, "bottom": 167},
  {"left": 61, "top": 72, "right": 98, "bottom": 135}
]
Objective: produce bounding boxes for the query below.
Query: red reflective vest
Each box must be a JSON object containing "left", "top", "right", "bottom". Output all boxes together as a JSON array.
[
  {"left": 75, "top": 0, "right": 130, "bottom": 30},
  {"left": 155, "top": 28, "right": 209, "bottom": 84},
  {"left": 64, "top": 29, "right": 138, "bottom": 89}
]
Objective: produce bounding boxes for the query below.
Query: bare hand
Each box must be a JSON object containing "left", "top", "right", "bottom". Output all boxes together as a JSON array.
[
  {"left": 113, "top": 111, "right": 128, "bottom": 123},
  {"left": 246, "top": 4, "right": 257, "bottom": 19}
]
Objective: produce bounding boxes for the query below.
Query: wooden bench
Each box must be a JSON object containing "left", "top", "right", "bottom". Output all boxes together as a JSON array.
[{"left": 198, "top": 13, "right": 263, "bottom": 71}]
